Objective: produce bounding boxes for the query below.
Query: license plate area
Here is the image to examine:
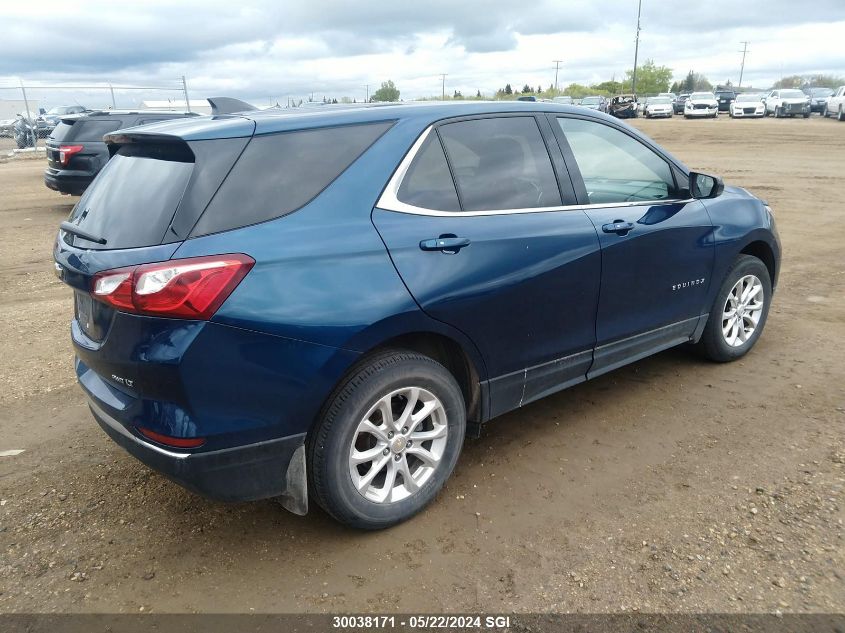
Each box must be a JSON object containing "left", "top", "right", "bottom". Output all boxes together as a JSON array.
[{"left": 75, "top": 291, "right": 112, "bottom": 342}]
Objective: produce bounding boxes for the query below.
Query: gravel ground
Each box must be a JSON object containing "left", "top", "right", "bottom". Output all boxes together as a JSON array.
[{"left": 0, "top": 115, "right": 842, "bottom": 614}]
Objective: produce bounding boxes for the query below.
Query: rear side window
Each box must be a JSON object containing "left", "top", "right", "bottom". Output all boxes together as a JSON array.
[
  {"left": 437, "top": 117, "right": 561, "bottom": 211},
  {"left": 63, "top": 144, "right": 194, "bottom": 250},
  {"left": 49, "top": 121, "right": 74, "bottom": 142},
  {"left": 193, "top": 121, "right": 393, "bottom": 236},
  {"left": 71, "top": 119, "right": 124, "bottom": 142},
  {"left": 397, "top": 134, "right": 460, "bottom": 211}
]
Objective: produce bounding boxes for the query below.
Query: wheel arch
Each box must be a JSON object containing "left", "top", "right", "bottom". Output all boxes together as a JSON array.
[{"left": 740, "top": 240, "right": 777, "bottom": 290}]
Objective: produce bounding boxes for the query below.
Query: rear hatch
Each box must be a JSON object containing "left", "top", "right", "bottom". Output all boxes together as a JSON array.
[
  {"left": 46, "top": 116, "right": 124, "bottom": 172},
  {"left": 55, "top": 116, "right": 255, "bottom": 344}
]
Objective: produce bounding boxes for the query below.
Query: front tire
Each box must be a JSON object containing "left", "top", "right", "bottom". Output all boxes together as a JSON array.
[
  {"left": 696, "top": 255, "right": 772, "bottom": 362},
  {"left": 839, "top": 106, "right": 845, "bottom": 122},
  {"left": 308, "top": 350, "right": 466, "bottom": 529}
]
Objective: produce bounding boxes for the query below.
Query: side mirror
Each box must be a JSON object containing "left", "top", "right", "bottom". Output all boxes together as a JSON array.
[{"left": 690, "top": 171, "right": 724, "bottom": 199}]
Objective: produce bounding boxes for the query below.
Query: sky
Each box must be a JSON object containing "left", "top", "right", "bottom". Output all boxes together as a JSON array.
[{"left": 2, "top": 0, "right": 845, "bottom": 108}]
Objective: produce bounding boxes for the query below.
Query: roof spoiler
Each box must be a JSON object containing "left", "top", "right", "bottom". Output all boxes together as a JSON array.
[{"left": 208, "top": 97, "right": 257, "bottom": 115}]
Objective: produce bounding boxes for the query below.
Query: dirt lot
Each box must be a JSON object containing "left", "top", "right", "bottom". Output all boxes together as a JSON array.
[{"left": 0, "top": 116, "right": 843, "bottom": 615}]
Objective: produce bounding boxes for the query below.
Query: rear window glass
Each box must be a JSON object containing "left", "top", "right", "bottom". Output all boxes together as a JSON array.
[
  {"left": 397, "top": 133, "right": 460, "bottom": 211},
  {"left": 63, "top": 144, "right": 193, "bottom": 250},
  {"left": 192, "top": 121, "right": 393, "bottom": 236},
  {"left": 49, "top": 121, "right": 74, "bottom": 142},
  {"left": 71, "top": 119, "right": 124, "bottom": 142}
]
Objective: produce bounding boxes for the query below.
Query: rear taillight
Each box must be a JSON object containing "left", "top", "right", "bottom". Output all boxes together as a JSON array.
[
  {"left": 59, "top": 144, "right": 83, "bottom": 166},
  {"left": 91, "top": 254, "right": 254, "bottom": 319}
]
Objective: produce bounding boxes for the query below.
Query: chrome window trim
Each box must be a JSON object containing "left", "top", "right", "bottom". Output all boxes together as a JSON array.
[{"left": 377, "top": 124, "right": 694, "bottom": 217}]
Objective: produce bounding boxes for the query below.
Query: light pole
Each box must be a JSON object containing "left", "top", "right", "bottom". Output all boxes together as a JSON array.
[
  {"left": 439, "top": 74, "right": 448, "bottom": 100},
  {"left": 553, "top": 60, "right": 563, "bottom": 92},
  {"left": 738, "top": 41, "right": 749, "bottom": 89},
  {"left": 631, "top": 0, "right": 642, "bottom": 95}
]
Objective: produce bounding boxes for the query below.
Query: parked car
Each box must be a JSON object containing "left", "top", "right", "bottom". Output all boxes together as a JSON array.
[
  {"left": 823, "top": 86, "right": 845, "bottom": 120},
  {"left": 644, "top": 96, "right": 673, "bottom": 118},
  {"left": 609, "top": 94, "right": 638, "bottom": 118},
  {"left": 714, "top": 89, "right": 737, "bottom": 112},
  {"left": 684, "top": 92, "right": 719, "bottom": 118},
  {"left": 552, "top": 96, "right": 573, "bottom": 105},
  {"left": 577, "top": 95, "right": 608, "bottom": 112},
  {"left": 805, "top": 87, "right": 833, "bottom": 114},
  {"left": 53, "top": 102, "right": 780, "bottom": 529},
  {"left": 763, "top": 89, "right": 810, "bottom": 118},
  {"left": 516, "top": 95, "right": 537, "bottom": 102},
  {"left": 673, "top": 93, "right": 690, "bottom": 114},
  {"left": 729, "top": 93, "right": 765, "bottom": 118},
  {"left": 44, "top": 109, "right": 200, "bottom": 195},
  {"left": 38, "top": 105, "right": 88, "bottom": 133},
  {"left": 0, "top": 117, "right": 16, "bottom": 137}
]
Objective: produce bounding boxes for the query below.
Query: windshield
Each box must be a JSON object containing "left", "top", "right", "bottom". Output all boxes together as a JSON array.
[
  {"left": 690, "top": 92, "right": 715, "bottom": 100},
  {"left": 736, "top": 94, "right": 762, "bottom": 103},
  {"left": 581, "top": 96, "right": 600, "bottom": 104},
  {"left": 809, "top": 88, "right": 833, "bottom": 97},
  {"left": 715, "top": 91, "right": 735, "bottom": 97},
  {"left": 47, "top": 106, "right": 74, "bottom": 115},
  {"left": 780, "top": 90, "right": 805, "bottom": 99},
  {"left": 650, "top": 97, "right": 671, "bottom": 104}
]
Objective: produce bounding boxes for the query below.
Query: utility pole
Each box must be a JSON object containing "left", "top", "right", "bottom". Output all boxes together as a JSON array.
[
  {"left": 553, "top": 60, "right": 563, "bottom": 92},
  {"left": 365, "top": 84, "right": 369, "bottom": 102},
  {"left": 738, "top": 41, "right": 750, "bottom": 89},
  {"left": 631, "top": 0, "right": 642, "bottom": 96},
  {"left": 439, "top": 73, "right": 447, "bottom": 100},
  {"left": 181, "top": 75, "right": 191, "bottom": 112}
]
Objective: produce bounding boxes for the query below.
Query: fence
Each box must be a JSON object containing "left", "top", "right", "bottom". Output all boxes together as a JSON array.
[{"left": 0, "top": 77, "right": 192, "bottom": 151}]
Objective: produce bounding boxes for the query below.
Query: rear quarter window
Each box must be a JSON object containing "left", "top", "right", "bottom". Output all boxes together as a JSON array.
[{"left": 191, "top": 121, "right": 393, "bottom": 236}]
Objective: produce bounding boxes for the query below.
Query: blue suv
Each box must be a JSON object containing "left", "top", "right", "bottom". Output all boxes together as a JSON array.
[{"left": 54, "top": 103, "right": 780, "bottom": 529}]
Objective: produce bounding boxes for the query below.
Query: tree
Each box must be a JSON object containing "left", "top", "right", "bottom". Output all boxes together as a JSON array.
[
  {"left": 682, "top": 70, "right": 712, "bottom": 93},
  {"left": 562, "top": 83, "right": 593, "bottom": 99},
  {"left": 592, "top": 80, "right": 622, "bottom": 95},
  {"left": 476, "top": 89, "right": 482, "bottom": 98},
  {"left": 773, "top": 74, "right": 845, "bottom": 89},
  {"left": 504, "top": 83, "right": 513, "bottom": 95},
  {"left": 372, "top": 80, "right": 400, "bottom": 102},
  {"left": 624, "top": 59, "right": 672, "bottom": 94},
  {"left": 453, "top": 90, "right": 463, "bottom": 99},
  {"left": 521, "top": 84, "right": 532, "bottom": 94}
]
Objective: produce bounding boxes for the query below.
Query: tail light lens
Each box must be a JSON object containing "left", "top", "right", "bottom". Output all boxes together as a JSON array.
[
  {"left": 92, "top": 254, "right": 254, "bottom": 319},
  {"left": 59, "top": 144, "right": 83, "bottom": 166},
  {"left": 137, "top": 427, "right": 206, "bottom": 449}
]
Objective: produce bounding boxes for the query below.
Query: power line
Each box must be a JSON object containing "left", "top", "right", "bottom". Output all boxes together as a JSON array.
[
  {"left": 553, "top": 60, "right": 563, "bottom": 92},
  {"left": 439, "top": 73, "right": 448, "bottom": 100},
  {"left": 738, "top": 42, "right": 750, "bottom": 89},
  {"left": 631, "top": 0, "right": 643, "bottom": 95}
]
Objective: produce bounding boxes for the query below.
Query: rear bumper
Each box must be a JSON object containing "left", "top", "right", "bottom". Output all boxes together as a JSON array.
[
  {"left": 90, "top": 397, "right": 306, "bottom": 503},
  {"left": 44, "top": 168, "right": 92, "bottom": 195}
]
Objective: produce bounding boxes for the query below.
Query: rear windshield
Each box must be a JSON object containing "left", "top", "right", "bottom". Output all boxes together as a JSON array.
[
  {"left": 69, "top": 119, "right": 124, "bottom": 142},
  {"left": 191, "top": 121, "right": 393, "bottom": 236},
  {"left": 63, "top": 144, "right": 194, "bottom": 250},
  {"left": 49, "top": 121, "right": 75, "bottom": 142}
]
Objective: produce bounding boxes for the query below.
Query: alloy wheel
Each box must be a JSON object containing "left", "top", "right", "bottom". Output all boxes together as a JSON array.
[
  {"left": 349, "top": 387, "right": 448, "bottom": 504},
  {"left": 721, "top": 275, "right": 765, "bottom": 347}
]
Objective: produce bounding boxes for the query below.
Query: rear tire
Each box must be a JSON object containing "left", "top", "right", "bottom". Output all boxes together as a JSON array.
[
  {"left": 696, "top": 255, "right": 772, "bottom": 363},
  {"left": 839, "top": 106, "right": 845, "bottom": 122},
  {"left": 307, "top": 350, "right": 466, "bottom": 529}
]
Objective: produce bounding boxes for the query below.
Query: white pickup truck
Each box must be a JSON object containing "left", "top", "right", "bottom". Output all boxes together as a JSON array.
[{"left": 824, "top": 86, "right": 845, "bottom": 120}]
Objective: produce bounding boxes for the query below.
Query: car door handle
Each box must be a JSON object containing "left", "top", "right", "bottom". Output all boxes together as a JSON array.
[
  {"left": 419, "top": 236, "right": 471, "bottom": 253},
  {"left": 602, "top": 221, "right": 635, "bottom": 235}
]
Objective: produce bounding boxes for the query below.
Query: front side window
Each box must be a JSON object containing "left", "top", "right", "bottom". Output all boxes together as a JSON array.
[
  {"left": 437, "top": 117, "right": 561, "bottom": 211},
  {"left": 556, "top": 117, "right": 677, "bottom": 204}
]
